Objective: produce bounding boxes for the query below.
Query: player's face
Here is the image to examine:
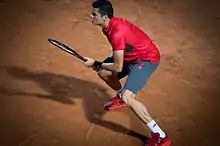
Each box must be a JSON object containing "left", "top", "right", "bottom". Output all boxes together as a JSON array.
[{"left": 90, "top": 8, "right": 105, "bottom": 25}]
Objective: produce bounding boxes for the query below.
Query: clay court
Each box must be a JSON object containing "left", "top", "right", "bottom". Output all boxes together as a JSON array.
[{"left": 0, "top": 0, "right": 220, "bottom": 146}]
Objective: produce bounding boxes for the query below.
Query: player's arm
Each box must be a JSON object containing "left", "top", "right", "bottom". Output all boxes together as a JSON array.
[
  {"left": 94, "top": 29, "right": 125, "bottom": 72},
  {"left": 101, "top": 50, "right": 124, "bottom": 72}
]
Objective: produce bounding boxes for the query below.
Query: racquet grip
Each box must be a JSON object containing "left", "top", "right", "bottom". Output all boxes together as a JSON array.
[{"left": 94, "top": 61, "right": 103, "bottom": 69}]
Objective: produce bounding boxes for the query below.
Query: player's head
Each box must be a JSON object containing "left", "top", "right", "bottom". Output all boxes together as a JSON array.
[{"left": 90, "top": 0, "right": 114, "bottom": 26}]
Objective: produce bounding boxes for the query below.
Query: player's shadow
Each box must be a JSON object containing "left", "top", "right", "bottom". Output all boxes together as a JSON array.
[{"left": 5, "top": 66, "right": 148, "bottom": 142}]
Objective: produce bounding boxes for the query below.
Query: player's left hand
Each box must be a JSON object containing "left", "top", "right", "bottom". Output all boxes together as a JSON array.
[{"left": 84, "top": 57, "right": 95, "bottom": 68}]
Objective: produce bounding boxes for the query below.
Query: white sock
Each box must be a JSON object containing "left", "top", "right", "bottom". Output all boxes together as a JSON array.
[
  {"left": 115, "top": 86, "right": 123, "bottom": 98},
  {"left": 147, "top": 120, "right": 166, "bottom": 138}
]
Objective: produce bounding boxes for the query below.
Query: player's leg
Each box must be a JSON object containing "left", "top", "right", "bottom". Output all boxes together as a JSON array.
[
  {"left": 121, "top": 60, "right": 171, "bottom": 146},
  {"left": 97, "top": 56, "right": 123, "bottom": 91},
  {"left": 97, "top": 56, "right": 130, "bottom": 110},
  {"left": 97, "top": 69, "right": 121, "bottom": 91}
]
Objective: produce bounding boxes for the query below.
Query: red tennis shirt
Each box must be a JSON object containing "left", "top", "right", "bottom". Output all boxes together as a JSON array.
[{"left": 102, "top": 17, "right": 160, "bottom": 64}]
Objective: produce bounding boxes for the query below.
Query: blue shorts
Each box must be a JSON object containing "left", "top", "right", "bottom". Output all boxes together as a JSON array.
[{"left": 102, "top": 57, "right": 160, "bottom": 94}]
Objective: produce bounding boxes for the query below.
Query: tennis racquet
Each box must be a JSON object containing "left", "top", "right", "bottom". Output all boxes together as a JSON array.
[{"left": 48, "top": 38, "right": 87, "bottom": 62}]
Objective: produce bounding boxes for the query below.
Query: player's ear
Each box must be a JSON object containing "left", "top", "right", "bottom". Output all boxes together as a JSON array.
[{"left": 103, "top": 15, "right": 108, "bottom": 21}]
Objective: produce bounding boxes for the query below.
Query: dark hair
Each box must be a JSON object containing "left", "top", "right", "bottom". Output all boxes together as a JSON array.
[{"left": 92, "top": 0, "right": 114, "bottom": 19}]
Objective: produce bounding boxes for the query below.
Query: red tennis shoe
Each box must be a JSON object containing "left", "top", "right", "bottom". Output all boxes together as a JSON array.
[
  {"left": 145, "top": 132, "right": 171, "bottom": 146},
  {"left": 104, "top": 94, "right": 127, "bottom": 110}
]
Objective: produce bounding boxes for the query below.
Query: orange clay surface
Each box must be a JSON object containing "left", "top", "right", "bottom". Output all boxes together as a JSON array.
[{"left": 0, "top": 0, "right": 220, "bottom": 146}]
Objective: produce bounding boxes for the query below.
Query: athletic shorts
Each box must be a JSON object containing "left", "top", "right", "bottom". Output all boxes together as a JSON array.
[{"left": 102, "top": 56, "right": 160, "bottom": 94}]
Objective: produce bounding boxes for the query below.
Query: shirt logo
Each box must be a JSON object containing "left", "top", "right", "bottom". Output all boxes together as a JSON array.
[{"left": 125, "top": 44, "right": 134, "bottom": 53}]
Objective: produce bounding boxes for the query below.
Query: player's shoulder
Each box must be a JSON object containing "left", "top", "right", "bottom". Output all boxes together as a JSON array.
[
  {"left": 110, "top": 17, "right": 128, "bottom": 31},
  {"left": 111, "top": 17, "right": 129, "bottom": 25}
]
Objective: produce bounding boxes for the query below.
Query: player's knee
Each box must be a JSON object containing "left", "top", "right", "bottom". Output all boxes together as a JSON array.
[
  {"left": 121, "top": 90, "right": 135, "bottom": 106},
  {"left": 122, "top": 96, "right": 131, "bottom": 106},
  {"left": 97, "top": 70, "right": 110, "bottom": 80}
]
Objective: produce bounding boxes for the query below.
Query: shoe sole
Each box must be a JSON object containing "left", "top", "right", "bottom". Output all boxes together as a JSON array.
[
  {"left": 145, "top": 139, "right": 171, "bottom": 146},
  {"left": 160, "top": 141, "right": 171, "bottom": 146},
  {"left": 104, "top": 104, "right": 127, "bottom": 111}
]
